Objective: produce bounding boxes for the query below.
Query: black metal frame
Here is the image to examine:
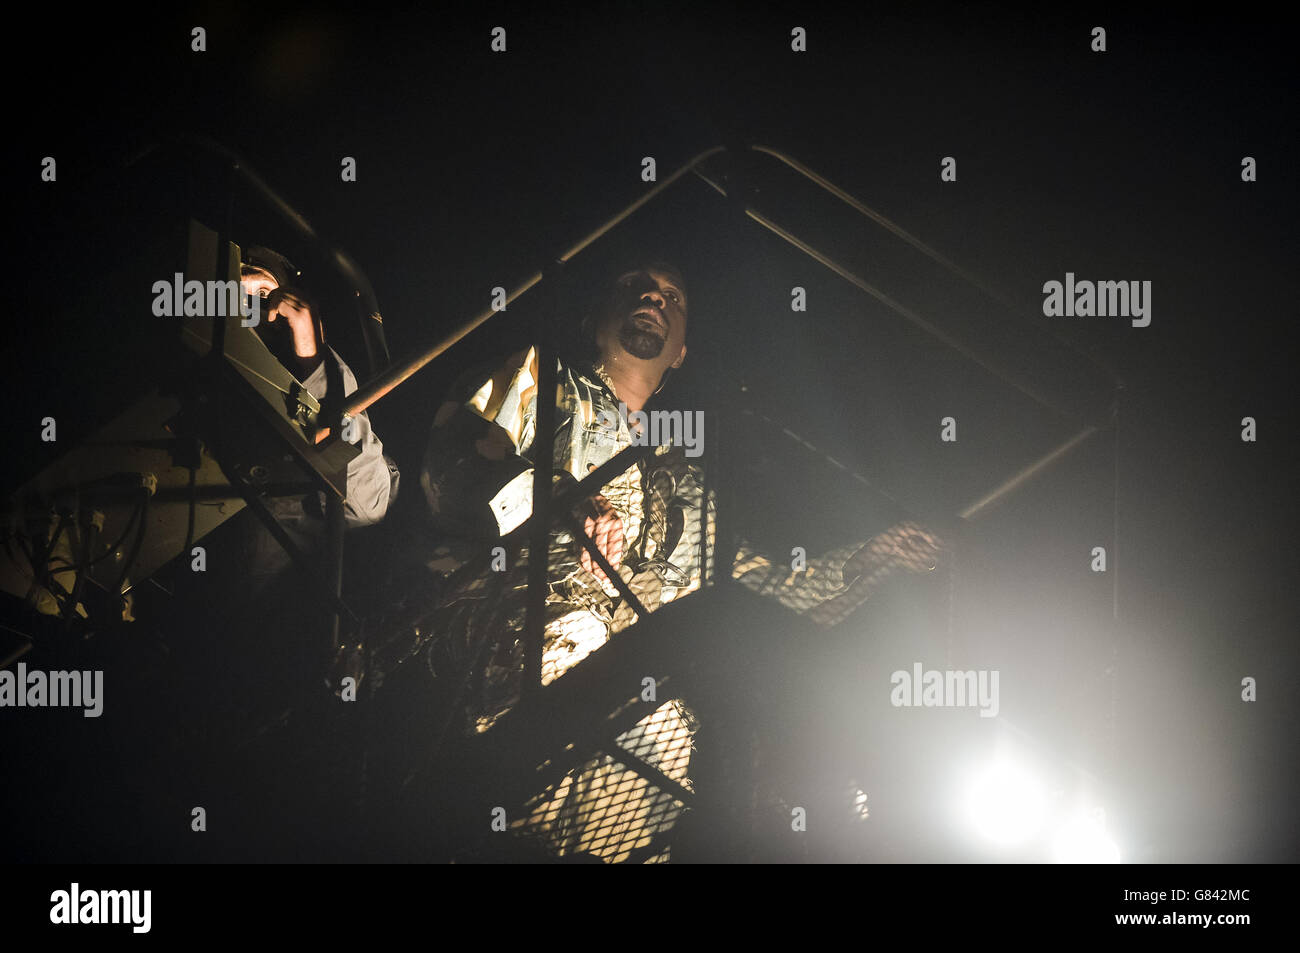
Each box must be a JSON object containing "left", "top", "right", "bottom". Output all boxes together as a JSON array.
[
  {"left": 166, "top": 132, "right": 395, "bottom": 667},
  {"left": 185, "top": 141, "right": 1123, "bottom": 860},
  {"left": 343, "top": 141, "right": 1118, "bottom": 684}
]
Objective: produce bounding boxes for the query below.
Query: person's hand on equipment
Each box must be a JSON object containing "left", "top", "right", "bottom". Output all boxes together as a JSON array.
[{"left": 265, "top": 287, "right": 320, "bottom": 359}]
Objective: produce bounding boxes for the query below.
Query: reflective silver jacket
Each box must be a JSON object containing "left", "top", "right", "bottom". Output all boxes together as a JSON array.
[{"left": 417, "top": 345, "right": 863, "bottom": 732}]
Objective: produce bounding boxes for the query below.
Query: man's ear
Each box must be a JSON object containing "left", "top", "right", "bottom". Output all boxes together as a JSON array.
[{"left": 671, "top": 344, "right": 686, "bottom": 369}]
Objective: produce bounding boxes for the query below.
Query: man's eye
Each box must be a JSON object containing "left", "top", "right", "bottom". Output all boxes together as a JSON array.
[{"left": 666, "top": 291, "right": 680, "bottom": 304}]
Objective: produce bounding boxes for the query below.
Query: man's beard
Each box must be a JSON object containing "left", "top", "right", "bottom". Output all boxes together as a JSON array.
[{"left": 617, "top": 313, "right": 667, "bottom": 360}]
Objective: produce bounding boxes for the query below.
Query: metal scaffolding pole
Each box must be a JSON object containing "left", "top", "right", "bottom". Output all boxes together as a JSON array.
[{"left": 337, "top": 147, "right": 728, "bottom": 425}]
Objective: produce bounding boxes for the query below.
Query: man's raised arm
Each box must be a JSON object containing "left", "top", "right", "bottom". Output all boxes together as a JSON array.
[{"left": 419, "top": 347, "right": 545, "bottom": 541}]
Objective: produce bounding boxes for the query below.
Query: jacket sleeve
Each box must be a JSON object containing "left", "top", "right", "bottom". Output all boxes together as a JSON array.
[
  {"left": 731, "top": 537, "right": 865, "bottom": 626},
  {"left": 419, "top": 347, "right": 548, "bottom": 541},
  {"left": 645, "top": 446, "right": 864, "bottom": 625},
  {"left": 301, "top": 347, "right": 399, "bottom": 528}
]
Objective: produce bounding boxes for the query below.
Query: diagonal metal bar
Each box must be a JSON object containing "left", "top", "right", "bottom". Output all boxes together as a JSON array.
[
  {"left": 753, "top": 146, "right": 1011, "bottom": 299},
  {"left": 692, "top": 166, "right": 1080, "bottom": 422},
  {"left": 396, "top": 441, "right": 663, "bottom": 638},
  {"left": 749, "top": 144, "right": 1122, "bottom": 388},
  {"left": 228, "top": 475, "right": 360, "bottom": 625},
  {"left": 557, "top": 512, "right": 650, "bottom": 621},
  {"left": 959, "top": 424, "right": 1100, "bottom": 521},
  {"left": 339, "top": 146, "right": 728, "bottom": 423},
  {"left": 603, "top": 741, "right": 696, "bottom": 808}
]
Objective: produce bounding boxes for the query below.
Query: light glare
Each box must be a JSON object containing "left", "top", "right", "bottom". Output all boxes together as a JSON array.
[
  {"left": 1051, "top": 813, "right": 1121, "bottom": 863},
  {"left": 964, "top": 760, "right": 1046, "bottom": 847}
]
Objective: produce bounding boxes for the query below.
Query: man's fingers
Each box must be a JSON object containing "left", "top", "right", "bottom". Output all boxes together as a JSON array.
[
  {"left": 580, "top": 515, "right": 606, "bottom": 582},
  {"left": 592, "top": 523, "right": 614, "bottom": 572},
  {"left": 593, "top": 517, "right": 611, "bottom": 553},
  {"left": 896, "top": 531, "right": 940, "bottom": 572},
  {"left": 606, "top": 526, "right": 624, "bottom": 569},
  {"left": 581, "top": 516, "right": 596, "bottom": 574},
  {"left": 578, "top": 510, "right": 622, "bottom": 581},
  {"left": 596, "top": 514, "right": 623, "bottom": 570}
]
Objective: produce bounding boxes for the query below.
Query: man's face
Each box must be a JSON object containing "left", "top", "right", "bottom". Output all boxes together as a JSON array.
[
  {"left": 596, "top": 267, "right": 688, "bottom": 370},
  {"left": 240, "top": 263, "right": 317, "bottom": 358},
  {"left": 240, "top": 265, "right": 278, "bottom": 299}
]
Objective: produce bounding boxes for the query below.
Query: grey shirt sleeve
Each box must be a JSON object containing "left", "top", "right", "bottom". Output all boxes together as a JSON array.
[{"left": 301, "top": 348, "right": 398, "bottom": 527}]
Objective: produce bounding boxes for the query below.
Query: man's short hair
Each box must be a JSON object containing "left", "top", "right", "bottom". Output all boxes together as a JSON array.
[{"left": 241, "top": 245, "right": 299, "bottom": 289}]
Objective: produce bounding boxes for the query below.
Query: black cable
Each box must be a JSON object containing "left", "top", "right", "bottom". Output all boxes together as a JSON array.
[
  {"left": 182, "top": 464, "right": 197, "bottom": 561},
  {"left": 6, "top": 523, "right": 39, "bottom": 582},
  {"left": 114, "top": 492, "right": 151, "bottom": 599},
  {"left": 84, "top": 494, "right": 146, "bottom": 569},
  {"left": 60, "top": 516, "right": 98, "bottom": 628},
  {"left": 34, "top": 514, "right": 70, "bottom": 580}
]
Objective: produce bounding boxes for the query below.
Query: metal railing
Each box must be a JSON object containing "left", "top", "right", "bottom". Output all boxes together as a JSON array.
[
  {"left": 181, "top": 140, "right": 1122, "bottom": 860},
  {"left": 347, "top": 139, "right": 1120, "bottom": 733}
]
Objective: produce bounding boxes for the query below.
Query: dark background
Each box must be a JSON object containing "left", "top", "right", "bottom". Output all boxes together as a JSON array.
[{"left": 3, "top": 4, "right": 1296, "bottom": 862}]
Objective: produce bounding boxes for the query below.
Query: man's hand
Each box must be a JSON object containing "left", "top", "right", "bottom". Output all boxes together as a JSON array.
[
  {"left": 266, "top": 288, "right": 319, "bottom": 359},
  {"left": 807, "top": 520, "right": 943, "bottom": 628},
  {"left": 577, "top": 494, "right": 624, "bottom": 585},
  {"left": 884, "top": 520, "right": 944, "bottom": 574},
  {"left": 843, "top": 519, "right": 944, "bottom": 583}
]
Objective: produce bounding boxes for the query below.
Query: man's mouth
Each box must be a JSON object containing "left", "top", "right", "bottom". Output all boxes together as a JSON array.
[{"left": 630, "top": 307, "right": 666, "bottom": 332}]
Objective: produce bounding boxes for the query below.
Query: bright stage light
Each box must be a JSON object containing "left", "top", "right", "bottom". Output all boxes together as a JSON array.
[
  {"left": 1051, "top": 812, "right": 1121, "bottom": 863},
  {"left": 962, "top": 759, "right": 1046, "bottom": 847}
]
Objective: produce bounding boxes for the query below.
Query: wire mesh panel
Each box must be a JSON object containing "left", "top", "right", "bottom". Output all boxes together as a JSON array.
[{"left": 508, "top": 699, "right": 696, "bottom": 862}]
